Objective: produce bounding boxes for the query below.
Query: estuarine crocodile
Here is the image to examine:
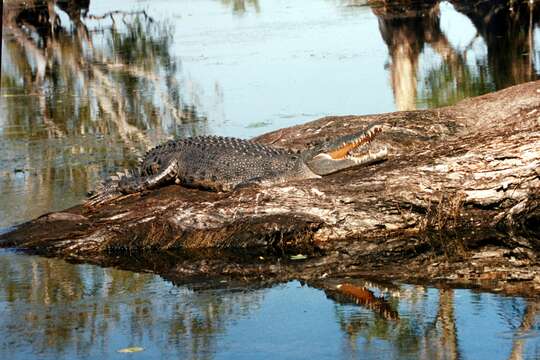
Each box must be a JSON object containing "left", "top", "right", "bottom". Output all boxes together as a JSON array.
[{"left": 87, "top": 124, "right": 387, "bottom": 206}]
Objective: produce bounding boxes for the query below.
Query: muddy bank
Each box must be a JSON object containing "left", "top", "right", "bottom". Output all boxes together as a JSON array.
[{"left": 1, "top": 81, "right": 539, "bottom": 296}]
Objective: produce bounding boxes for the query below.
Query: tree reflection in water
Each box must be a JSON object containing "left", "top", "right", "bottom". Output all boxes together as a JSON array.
[
  {"left": 331, "top": 282, "right": 540, "bottom": 360},
  {"left": 0, "top": 0, "right": 207, "bottom": 226},
  {"left": 0, "top": 251, "right": 264, "bottom": 359},
  {"left": 371, "top": 0, "right": 539, "bottom": 109},
  {"left": 220, "top": 0, "right": 261, "bottom": 14}
]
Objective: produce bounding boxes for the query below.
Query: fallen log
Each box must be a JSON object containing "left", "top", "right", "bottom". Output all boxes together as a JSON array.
[{"left": 1, "top": 81, "right": 539, "bottom": 295}]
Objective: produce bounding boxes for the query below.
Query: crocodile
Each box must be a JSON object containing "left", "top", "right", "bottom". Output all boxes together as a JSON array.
[{"left": 86, "top": 124, "right": 387, "bottom": 206}]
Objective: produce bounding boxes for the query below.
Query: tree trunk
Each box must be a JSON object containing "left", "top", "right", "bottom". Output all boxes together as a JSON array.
[{"left": 2, "top": 81, "right": 539, "bottom": 295}]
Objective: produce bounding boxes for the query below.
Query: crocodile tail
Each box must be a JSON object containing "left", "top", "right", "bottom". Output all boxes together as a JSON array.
[
  {"left": 84, "top": 169, "right": 135, "bottom": 208},
  {"left": 84, "top": 178, "right": 122, "bottom": 208},
  {"left": 85, "top": 185, "right": 121, "bottom": 208}
]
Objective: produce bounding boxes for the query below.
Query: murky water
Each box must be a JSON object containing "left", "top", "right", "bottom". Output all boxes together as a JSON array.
[{"left": 1, "top": 0, "right": 540, "bottom": 358}]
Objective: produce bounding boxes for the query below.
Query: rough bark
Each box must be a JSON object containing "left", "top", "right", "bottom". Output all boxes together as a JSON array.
[{"left": 1, "top": 81, "right": 540, "bottom": 296}]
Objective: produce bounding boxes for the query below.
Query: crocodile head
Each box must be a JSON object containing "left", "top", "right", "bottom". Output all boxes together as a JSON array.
[{"left": 304, "top": 124, "right": 387, "bottom": 176}]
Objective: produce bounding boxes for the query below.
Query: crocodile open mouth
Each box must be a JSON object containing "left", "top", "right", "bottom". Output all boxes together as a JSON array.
[{"left": 327, "top": 124, "right": 383, "bottom": 161}]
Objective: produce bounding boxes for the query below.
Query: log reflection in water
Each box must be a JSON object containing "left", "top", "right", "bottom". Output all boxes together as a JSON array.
[{"left": 1, "top": 248, "right": 540, "bottom": 358}]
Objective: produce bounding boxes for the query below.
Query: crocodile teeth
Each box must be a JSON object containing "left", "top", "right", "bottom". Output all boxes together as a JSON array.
[
  {"left": 346, "top": 155, "right": 362, "bottom": 164},
  {"left": 346, "top": 126, "right": 383, "bottom": 155}
]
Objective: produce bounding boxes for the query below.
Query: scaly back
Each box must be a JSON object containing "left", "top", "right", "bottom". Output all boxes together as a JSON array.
[{"left": 139, "top": 136, "right": 310, "bottom": 191}]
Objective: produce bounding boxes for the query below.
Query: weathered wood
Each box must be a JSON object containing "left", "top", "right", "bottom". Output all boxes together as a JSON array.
[{"left": 2, "top": 81, "right": 540, "bottom": 295}]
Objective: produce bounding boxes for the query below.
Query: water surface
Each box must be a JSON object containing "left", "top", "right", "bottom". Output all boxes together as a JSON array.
[{"left": 1, "top": 249, "right": 539, "bottom": 359}]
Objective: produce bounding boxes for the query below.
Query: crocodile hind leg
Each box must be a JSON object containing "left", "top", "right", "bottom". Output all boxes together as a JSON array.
[
  {"left": 86, "top": 161, "right": 179, "bottom": 208},
  {"left": 119, "top": 160, "right": 180, "bottom": 194}
]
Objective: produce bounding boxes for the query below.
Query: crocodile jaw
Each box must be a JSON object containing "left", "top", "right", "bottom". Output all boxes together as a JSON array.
[
  {"left": 306, "top": 124, "right": 387, "bottom": 176},
  {"left": 306, "top": 147, "right": 387, "bottom": 175}
]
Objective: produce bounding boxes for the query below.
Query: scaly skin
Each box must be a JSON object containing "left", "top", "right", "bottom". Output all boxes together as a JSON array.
[{"left": 87, "top": 124, "right": 387, "bottom": 206}]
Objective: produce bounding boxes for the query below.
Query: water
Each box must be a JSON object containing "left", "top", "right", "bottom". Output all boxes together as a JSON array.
[
  {"left": 0, "top": 249, "right": 539, "bottom": 359},
  {"left": 1, "top": 0, "right": 540, "bottom": 358}
]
